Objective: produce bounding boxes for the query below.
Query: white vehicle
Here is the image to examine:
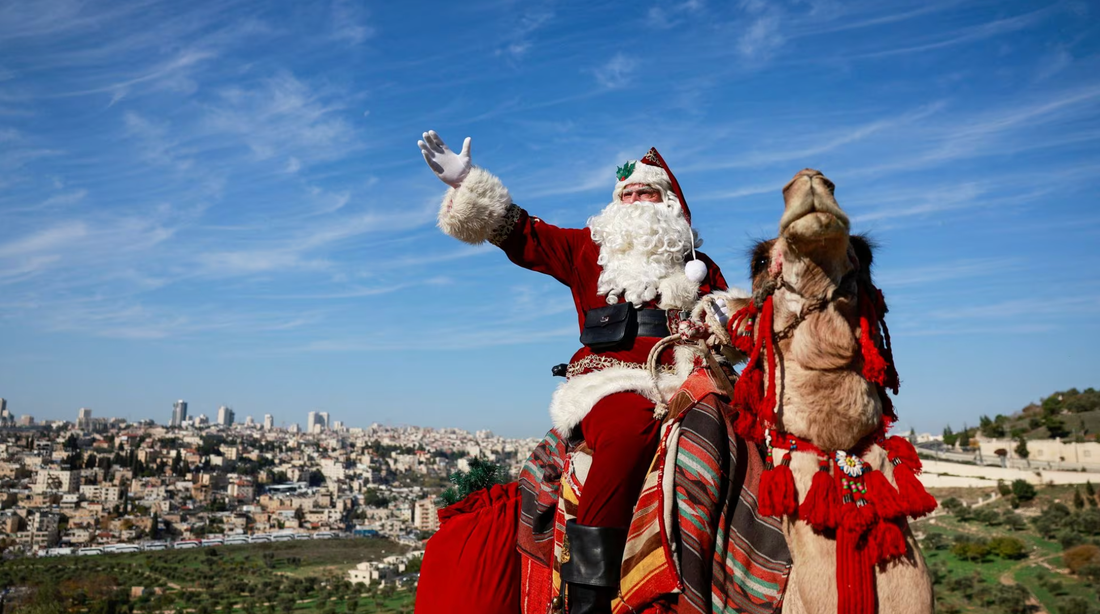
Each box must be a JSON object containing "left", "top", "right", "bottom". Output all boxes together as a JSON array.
[
  {"left": 201, "top": 538, "right": 224, "bottom": 547},
  {"left": 312, "top": 532, "right": 334, "bottom": 540},
  {"left": 174, "top": 540, "right": 200, "bottom": 549},
  {"left": 77, "top": 547, "right": 104, "bottom": 556},
  {"left": 143, "top": 542, "right": 168, "bottom": 551},
  {"left": 249, "top": 534, "right": 272, "bottom": 543},
  {"left": 104, "top": 544, "right": 141, "bottom": 554},
  {"left": 41, "top": 547, "right": 74, "bottom": 557},
  {"left": 224, "top": 536, "right": 249, "bottom": 545},
  {"left": 271, "top": 533, "right": 294, "bottom": 542},
  {"left": 294, "top": 533, "right": 311, "bottom": 541}
]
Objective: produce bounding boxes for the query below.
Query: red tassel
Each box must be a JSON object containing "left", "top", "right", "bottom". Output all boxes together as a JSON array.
[
  {"left": 759, "top": 297, "right": 778, "bottom": 425},
  {"left": 858, "top": 287, "right": 892, "bottom": 388},
  {"left": 841, "top": 501, "right": 878, "bottom": 538},
  {"left": 892, "top": 463, "right": 937, "bottom": 518},
  {"left": 758, "top": 456, "right": 797, "bottom": 517},
  {"left": 865, "top": 469, "right": 904, "bottom": 520},
  {"left": 837, "top": 517, "right": 877, "bottom": 614},
  {"left": 799, "top": 463, "right": 839, "bottom": 531},
  {"left": 733, "top": 409, "right": 763, "bottom": 443},
  {"left": 881, "top": 437, "right": 922, "bottom": 473},
  {"left": 868, "top": 519, "right": 907, "bottom": 565}
]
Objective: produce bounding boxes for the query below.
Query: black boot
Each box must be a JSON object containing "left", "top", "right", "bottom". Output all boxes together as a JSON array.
[{"left": 559, "top": 520, "right": 628, "bottom": 614}]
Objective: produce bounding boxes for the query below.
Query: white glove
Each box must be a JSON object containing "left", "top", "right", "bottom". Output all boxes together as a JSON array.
[
  {"left": 713, "top": 299, "right": 731, "bottom": 327},
  {"left": 418, "top": 130, "right": 472, "bottom": 188}
]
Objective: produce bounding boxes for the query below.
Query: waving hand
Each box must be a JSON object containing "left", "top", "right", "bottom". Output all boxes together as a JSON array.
[{"left": 418, "top": 130, "right": 472, "bottom": 188}]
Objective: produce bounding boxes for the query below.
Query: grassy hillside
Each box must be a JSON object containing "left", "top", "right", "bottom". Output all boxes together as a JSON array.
[
  {"left": 0, "top": 537, "right": 416, "bottom": 613},
  {"left": 915, "top": 483, "right": 1100, "bottom": 614}
]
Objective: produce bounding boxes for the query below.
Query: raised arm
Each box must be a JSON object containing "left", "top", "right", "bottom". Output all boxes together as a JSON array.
[{"left": 420, "top": 130, "right": 586, "bottom": 286}]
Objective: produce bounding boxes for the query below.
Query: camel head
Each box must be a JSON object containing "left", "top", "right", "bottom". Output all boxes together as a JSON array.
[{"left": 730, "top": 169, "right": 896, "bottom": 452}]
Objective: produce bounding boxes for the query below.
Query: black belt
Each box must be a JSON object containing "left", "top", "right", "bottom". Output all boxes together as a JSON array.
[{"left": 637, "top": 308, "right": 670, "bottom": 338}]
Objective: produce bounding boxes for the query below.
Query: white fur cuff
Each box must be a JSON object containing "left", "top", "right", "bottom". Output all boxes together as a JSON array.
[
  {"left": 548, "top": 346, "right": 700, "bottom": 437},
  {"left": 438, "top": 167, "right": 514, "bottom": 244}
]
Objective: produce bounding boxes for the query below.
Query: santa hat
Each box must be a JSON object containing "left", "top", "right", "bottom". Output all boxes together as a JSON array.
[{"left": 613, "top": 147, "right": 706, "bottom": 282}]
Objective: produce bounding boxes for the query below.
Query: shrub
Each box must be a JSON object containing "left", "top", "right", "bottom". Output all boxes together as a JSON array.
[
  {"left": 1058, "top": 596, "right": 1094, "bottom": 614},
  {"left": 974, "top": 508, "right": 1002, "bottom": 526},
  {"left": 990, "top": 584, "right": 1030, "bottom": 614},
  {"left": 1063, "top": 544, "right": 1100, "bottom": 574},
  {"left": 923, "top": 532, "right": 949, "bottom": 551},
  {"left": 988, "top": 536, "right": 1028, "bottom": 560},
  {"left": 951, "top": 538, "right": 990, "bottom": 562},
  {"left": 1057, "top": 529, "right": 1085, "bottom": 550},
  {"left": 997, "top": 480, "right": 1012, "bottom": 497},
  {"left": 1011, "top": 480, "right": 1036, "bottom": 502},
  {"left": 941, "top": 497, "right": 964, "bottom": 512},
  {"left": 1003, "top": 512, "right": 1028, "bottom": 531}
]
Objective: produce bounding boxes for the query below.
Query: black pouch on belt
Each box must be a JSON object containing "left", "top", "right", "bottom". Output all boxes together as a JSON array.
[{"left": 579, "top": 303, "right": 636, "bottom": 351}]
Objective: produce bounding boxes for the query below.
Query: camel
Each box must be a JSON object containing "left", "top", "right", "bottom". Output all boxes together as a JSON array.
[{"left": 710, "top": 169, "right": 936, "bottom": 614}]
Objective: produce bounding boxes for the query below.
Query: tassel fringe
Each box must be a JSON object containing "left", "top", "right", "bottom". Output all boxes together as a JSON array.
[
  {"left": 868, "top": 519, "right": 907, "bottom": 565},
  {"left": 799, "top": 464, "right": 840, "bottom": 531},
  {"left": 758, "top": 455, "right": 798, "bottom": 517},
  {"left": 892, "top": 464, "right": 937, "bottom": 518},
  {"left": 882, "top": 437, "right": 922, "bottom": 473},
  {"left": 865, "top": 470, "right": 904, "bottom": 520},
  {"left": 841, "top": 502, "right": 878, "bottom": 538}
]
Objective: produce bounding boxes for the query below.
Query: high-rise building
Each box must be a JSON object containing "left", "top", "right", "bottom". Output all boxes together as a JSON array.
[
  {"left": 217, "top": 406, "right": 235, "bottom": 427},
  {"left": 171, "top": 400, "right": 188, "bottom": 427},
  {"left": 319, "top": 412, "right": 330, "bottom": 431},
  {"left": 263, "top": 414, "right": 274, "bottom": 430},
  {"left": 0, "top": 398, "right": 12, "bottom": 426},
  {"left": 244, "top": 415, "right": 254, "bottom": 427},
  {"left": 77, "top": 408, "right": 93, "bottom": 430},
  {"left": 307, "top": 410, "right": 320, "bottom": 433}
]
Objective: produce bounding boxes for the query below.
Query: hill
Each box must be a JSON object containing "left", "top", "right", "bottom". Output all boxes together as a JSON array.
[
  {"left": 945, "top": 387, "right": 1100, "bottom": 446},
  {"left": 0, "top": 536, "right": 416, "bottom": 614},
  {"left": 916, "top": 482, "right": 1100, "bottom": 614}
]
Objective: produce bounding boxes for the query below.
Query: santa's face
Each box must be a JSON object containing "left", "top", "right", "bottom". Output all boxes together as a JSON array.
[
  {"left": 587, "top": 186, "right": 698, "bottom": 307},
  {"left": 619, "top": 183, "right": 663, "bottom": 204}
]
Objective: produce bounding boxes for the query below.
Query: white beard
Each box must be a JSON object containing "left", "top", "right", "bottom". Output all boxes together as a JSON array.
[{"left": 587, "top": 198, "right": 699, "bottom": 307}]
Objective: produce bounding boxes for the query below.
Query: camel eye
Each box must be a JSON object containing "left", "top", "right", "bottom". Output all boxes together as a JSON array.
[{"left": 753, "top": 256, "right": 769, "bottom": 275}]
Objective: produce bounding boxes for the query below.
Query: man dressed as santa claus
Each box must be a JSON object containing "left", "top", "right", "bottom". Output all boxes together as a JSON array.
[{"left": 419, "top": 131, "right": 729, "bottom": 613}]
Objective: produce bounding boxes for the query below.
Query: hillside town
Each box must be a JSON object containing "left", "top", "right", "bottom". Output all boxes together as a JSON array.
[{"left": 0, "top": 398, "right": 541, "bottom": 557}]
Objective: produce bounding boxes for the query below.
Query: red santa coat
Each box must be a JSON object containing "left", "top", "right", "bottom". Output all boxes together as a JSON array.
[{"left": 439, "top": 167, "right": 728, "bottom": 435}]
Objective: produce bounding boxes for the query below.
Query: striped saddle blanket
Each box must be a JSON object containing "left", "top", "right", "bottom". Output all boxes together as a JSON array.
[{"left": 518, "top": 374, "right": 792, "bottom": 613}]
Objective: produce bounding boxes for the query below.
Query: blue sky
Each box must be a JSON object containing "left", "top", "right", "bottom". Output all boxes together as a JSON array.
[{"left": 1, "top": 0, "right": 1097, "bottom": 437}]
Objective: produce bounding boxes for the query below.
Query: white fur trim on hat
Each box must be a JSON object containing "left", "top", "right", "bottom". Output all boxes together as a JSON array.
[
  {"left": 613, "top": 163, "right": 671, "bottom": 202},
  {"left": 438, "top": 166, "right": 513, "bottom": 244},
  {"left": 548, "top": 345, "right": 700, "bottom": 436}
]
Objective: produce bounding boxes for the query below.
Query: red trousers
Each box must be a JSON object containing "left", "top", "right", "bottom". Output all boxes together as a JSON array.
[{"left": 576, "top": 391, "right": 661, "bottom": 528}]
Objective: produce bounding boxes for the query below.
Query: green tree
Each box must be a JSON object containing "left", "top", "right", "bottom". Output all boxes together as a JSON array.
[
  {"left": 1014, "top": 437, "right": 1030, "bottom": 461},
  {"left": 1011, "top": 480, "right": 1036, "bottom": 502},
  {"left": 1074, "top": 487, "right": 1086, "bottom": 510},
  {"left": 988, "top": 536, "right": 1028, "bottom": 560},
  {"left": 1058, "top": 596, "right": 1094, "bottom": 614},
  {"left": 942, "top": 425, "right": 957, "bottom": 447},
  {"left": 1045, "top": 416, "right": 1070, "bottom": 439}
]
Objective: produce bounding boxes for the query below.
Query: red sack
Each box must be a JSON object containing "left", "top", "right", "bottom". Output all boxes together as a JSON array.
[{"left": 415, "top": 482, "right": 522, "bottom": 614}]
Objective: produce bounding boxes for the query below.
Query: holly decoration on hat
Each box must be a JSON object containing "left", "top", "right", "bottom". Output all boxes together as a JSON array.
[{"left": 616, "top": 161, "right": 636, "bottom": 182}]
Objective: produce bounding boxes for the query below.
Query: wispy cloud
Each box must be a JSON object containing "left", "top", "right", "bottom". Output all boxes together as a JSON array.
[
  {"left": 498, "top": 4, "right": 555, "bottom": 60},
  {"left": 330, "top": 0, "right": 375, "bottom": 46},
  {"left": 204, "top": 71, "right": 359, "bottom": 165},
  {"left": 592, "top": 53, "right": 637, "bottom": 89},
  {"left": 736, "top": 0, "right": 785, "bottom": 60}
]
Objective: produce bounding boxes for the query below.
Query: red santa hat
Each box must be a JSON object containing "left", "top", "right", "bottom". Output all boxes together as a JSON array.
[{"left": 613, "top": 147, "right": 706, "bottom": 282}]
